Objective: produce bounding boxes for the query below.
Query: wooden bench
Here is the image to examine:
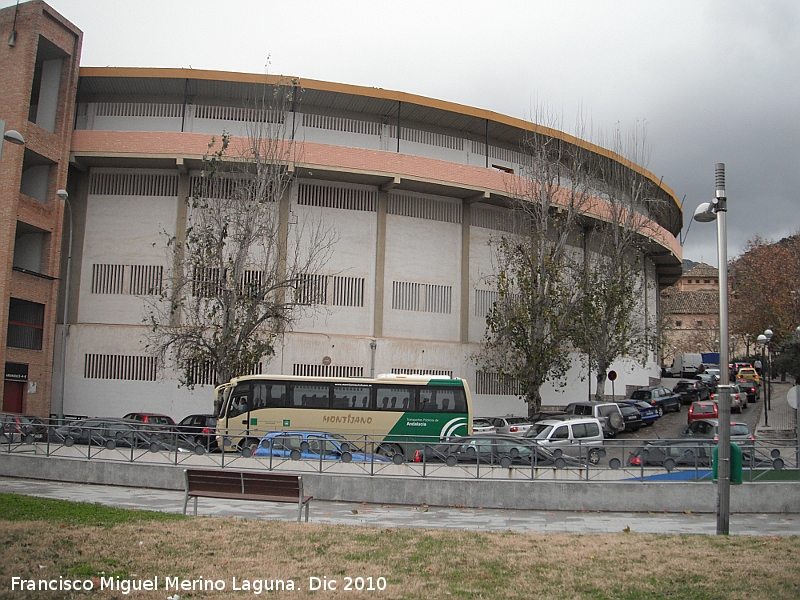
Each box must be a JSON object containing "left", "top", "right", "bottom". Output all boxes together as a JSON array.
[{"left": 183, "top": 469, "right": 312, "bottom": 522}]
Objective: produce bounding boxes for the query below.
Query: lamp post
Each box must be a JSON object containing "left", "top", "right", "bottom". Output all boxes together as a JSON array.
[
  {"left": 693, "top": 163, "right": 731, "bottom": 536},
  {"left": 757, "top": 334, "right": 768, "bottom": 427},
  {"left": 56, "top": 189, "right": 72, "bottom": 423},
  {"left": 764, "top": 328, "right": 773, "bottom": 411}
]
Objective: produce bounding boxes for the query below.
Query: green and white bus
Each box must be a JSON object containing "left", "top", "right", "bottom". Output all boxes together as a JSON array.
[{"left": 215, "top": 373, "right": 473, "bottom": 457}]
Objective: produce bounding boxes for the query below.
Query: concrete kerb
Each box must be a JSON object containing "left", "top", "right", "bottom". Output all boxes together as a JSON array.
[{"left": 2, "top": 454, "right": 799, "bottom": 514}]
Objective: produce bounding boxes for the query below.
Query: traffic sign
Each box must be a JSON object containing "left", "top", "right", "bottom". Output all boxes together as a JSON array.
[{"left": 787, "top": 385, "right": 799, "bottom": 410}]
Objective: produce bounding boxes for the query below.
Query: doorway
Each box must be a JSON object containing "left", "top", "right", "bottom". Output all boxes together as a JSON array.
[{"left": 2, "top": 381, "right": 24, "bottom": 413}]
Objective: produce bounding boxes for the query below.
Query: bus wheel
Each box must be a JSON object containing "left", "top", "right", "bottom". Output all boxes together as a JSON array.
[
  {"left": 378, "top": 443, "right": 403, "bottom": 459},
  {"left": 239, "top": 439, "right": 258, "bottom": 458}
]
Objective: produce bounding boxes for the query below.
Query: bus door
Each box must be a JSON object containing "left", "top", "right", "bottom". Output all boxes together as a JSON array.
[{"left": 223, "top": 386, "right": 253, "bottom": 449}]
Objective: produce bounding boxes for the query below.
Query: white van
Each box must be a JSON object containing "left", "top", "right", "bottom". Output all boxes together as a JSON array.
[
  {"left": 667, "top": 353, "right": 703, "bottom": 378},
  {"left": 525, "top": 417, "right": 605, "bottom": 464}
]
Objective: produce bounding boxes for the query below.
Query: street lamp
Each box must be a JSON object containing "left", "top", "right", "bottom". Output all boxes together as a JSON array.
[
  {"left": 693, "top": 163, "right": 732, "bottom": 536},
  {"left": 764, "top": 328, "right": 773, "bottom": 411},
  {"left": 3, "top": 129, "right": 25, "bottom": 145},
  {"left": 757, "top": 333, "right": 768, "bottom": 427},
  {"left": 55, "top": 189, "right": 72, "bottom": 423}
]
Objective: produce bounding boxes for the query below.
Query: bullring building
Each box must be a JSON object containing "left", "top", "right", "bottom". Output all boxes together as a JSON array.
[{"left": 0, "top": 1, "right": 683, "bottom": 420}]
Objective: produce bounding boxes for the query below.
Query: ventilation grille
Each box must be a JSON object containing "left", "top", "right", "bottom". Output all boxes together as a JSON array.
[
  {"left": 193, "top": 104, "right": 284, "bottom": 123},
  {"left": 392, "top": 281, "right": 452, "bottom": 314},
  {"left": 94, "top": 102, "right": 184, "bottom": 118},
  {"left": 84, "top": 354, "right": 158, "bottom": 381},
  {"left": 295, "top": 273, "right": 328, "bottom": 305},
  {"left": 297, "top": 182, "right": 377, "bottom": 212},
  {"left": 401, "top": 127, "right": 463, "bottom": 150},
  {"left": 474, "top": 289, "right": 500, "bottom": 318},
  {"left": 489, "top": 145, "right": 524, "bottom": 164},
  {"left": 91, "top": 264, "right": 163, "bottom": 296},
  {"left": 475, "top": 371, "right": 522, "bottom": 395},
  {"left": 191, "top": 268, "right": 264, "bottom": 298},
  {"left": 331, "top": 276, "right": 365, "bottom": 307},
  {"left": 302, "top": 113, "right": 382, "bottom": 135},
  {"left": 391, "top": 368, "right": 454, "bottom": 378},
  {"left": 91, "top": 264, "right": 125, "bottom": 295},
  {"left": 471, "top": 204, "right": 525, "bottom": 233},
  {"left": 186, "top": 360, "right": 262, "bottom": 386},
  {"left": 89, "top": 172, "right": 179, "bottom": 196},
  {"left": 388, "top": 192, "right": 462, "bottom": 223},
  {"left": 295, "top": 273, "right": 365, "bottom": 307},
  {"left": 189, "top": 175, "right": 260, "bottom": 200},
  {"left": 293, "top": 364, "right": 364, "bottom": 378}
]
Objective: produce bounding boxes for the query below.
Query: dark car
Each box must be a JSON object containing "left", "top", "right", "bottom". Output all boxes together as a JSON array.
[
  {"left": 737, "top": 379, "right": 760, "bottom": 404},
  {"left": 672, "top": 380, "right": 710, "bottom": 405},
  {"left": 618, "top": 400, "right": 660, "bottom": 426},
  {"left": 0, "top": 412, "right": 49, "bottom": 443},
  {"left": 694, "top": 373, "right": 718, "bottom": 393},
  {"left": 619, "top": 405, "right": 643, "bottom": 432},
  {"left": 628, "top": 440, "right": 715, "bottom": 468},
  {"left": 628, "top": 386, "right": 681, "bottom": 417},
  {"left": 177, "top": 414, "right": 218, "bottom": 451},
  {"left": 424, "top": 435, "right": 561, "bottom": 467},
  {"left": 52, "top": 418, "right": 193, "bottom": 452}
]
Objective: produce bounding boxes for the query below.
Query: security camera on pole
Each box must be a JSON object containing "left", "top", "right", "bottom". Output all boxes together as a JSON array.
[{"left": 692, "top": 163, "right": 731, "bottom": 536}]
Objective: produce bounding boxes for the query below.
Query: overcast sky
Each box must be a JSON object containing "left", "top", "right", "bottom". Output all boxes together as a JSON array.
[{"left": 14, "top": 0, "right": 799, "bottom": 266}]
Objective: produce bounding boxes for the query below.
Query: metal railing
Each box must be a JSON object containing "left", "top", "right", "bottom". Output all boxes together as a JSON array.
[{"left": 1, "top": 420, "right": 797, "bottom": 483}]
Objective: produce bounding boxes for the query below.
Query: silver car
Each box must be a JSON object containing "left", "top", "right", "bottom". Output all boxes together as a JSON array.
[
  {"left": 488, "top": 416, "right": 534, "bottom": 436},
  {"left": 472, "top": 418, "right": 497, "bottom": 436},
  {"left": 525, "top": 417, "right": 605, "bottom": 464}
]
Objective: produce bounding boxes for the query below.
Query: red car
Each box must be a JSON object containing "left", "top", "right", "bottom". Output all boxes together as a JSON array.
[{"left": 688, "top": 401, "right": 718, "bottom": 424}]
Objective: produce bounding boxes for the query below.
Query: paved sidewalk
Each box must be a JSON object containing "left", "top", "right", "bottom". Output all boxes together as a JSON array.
[
  {"left": 2, "top": 476, "right": 798, "bottom": 536},
  {"left": 756, "top": 380, "right": 798, "bottom": 437}
]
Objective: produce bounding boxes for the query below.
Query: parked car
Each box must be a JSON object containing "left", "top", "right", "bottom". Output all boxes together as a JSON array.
[
  {"left": 619, "top": 405, "right": 643, "bottom": 432},
  {"left": 254, "top": 431, "right": 390, "bottom": 463},
  {"left": 628, "top": 440, "right": 715, "bottom": 468},
  {"left": 688, "top": 401, "right": 718, "bottom": 424},
  {"left": 0, "top": 412, "right": 48, "bottom": 443},
  {"left": 176, "top": 414, "right": 218, "bottom": 450},
  {"left": 123, "top": 412, "right": 176, "bottom": 428},
  {"left": 487, "top": 415, "right": 534, "bottom": 436},
  {"left": 665, "top": 353, "right": 703, "bottom": 378},
  {"left": 672, "top": 380, "right": 711, "bottom": 405},
  {"left": 52, "top": 418, "right": 193, "bottom": 452},
  {"left": 472, "top": 418, "right": 497, "bottom": 436},
  {"left": 424, "top": 434, "right": 546, "bottom": 466},
  {"left": 628, "top": 386, "right": 682, "bottom": 417},
  {"left": 525, "top": 417, "right": 605, "bottom": 464},
  {"left": 680, "top": 418, "right": 755, "bottom": 454},
  {"left": 617, "top": 400, "right": 659, "bottom": 426},
  {"left": 561, "top": 402, "right": 625, "bottom": 437},
  {"left": 694, "top": 373, "right": 718, "bottom": 393},
  {"left": 709, "top": 384, "right": 747, "bottom": 413}
]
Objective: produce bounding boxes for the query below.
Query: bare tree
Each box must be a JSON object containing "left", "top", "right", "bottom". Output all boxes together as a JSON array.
[
  {"left": 480, "top": 112, "right": 594, "bottom": 414},
  {"left": 572, "top": 123, "right": 661, "bottom": 399},
  {"left": 145, "top": 79, "right": 335, "bottom": 390}
]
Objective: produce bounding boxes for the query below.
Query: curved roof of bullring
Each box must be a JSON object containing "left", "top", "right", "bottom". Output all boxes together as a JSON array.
[{"left": 75, "top": 67, "right": 683, "bottom": 282}]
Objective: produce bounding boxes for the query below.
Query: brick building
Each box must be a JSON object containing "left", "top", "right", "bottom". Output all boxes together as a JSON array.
[{"left": 0, "top": 1, "right": 81, "bottom": 416}]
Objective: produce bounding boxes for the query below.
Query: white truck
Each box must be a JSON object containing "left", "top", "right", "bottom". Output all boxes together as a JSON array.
[{"left": 666, "top": 353, "right": 703, "bottom": 378}]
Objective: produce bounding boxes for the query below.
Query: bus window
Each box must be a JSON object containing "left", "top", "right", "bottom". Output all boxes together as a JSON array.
[
  {"left": 375, "top": 386, "right": 415, "bottom": 411},
  {"left": 420, "top": 387, "right": 466, "bottom": 413},
  {"left": 333, "top": 384, "right": 372, "bottom": 410},
  {"left": 292, "top": 384, "right": 330, "bottom": 409},
  {"left": 252, "top": 383, "right": 286, "bottom": 409}
]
